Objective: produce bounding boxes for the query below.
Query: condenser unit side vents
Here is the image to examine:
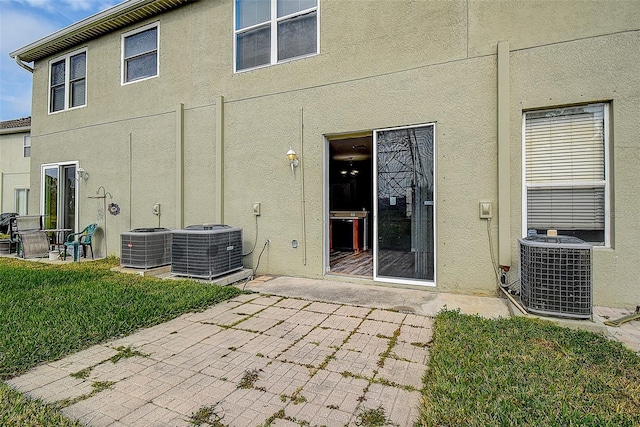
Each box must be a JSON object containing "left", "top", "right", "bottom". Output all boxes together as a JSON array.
[
  {"left": 519, "top": 237, "right": 593, "bottom": 319},
  {"left": 171, "top": 226, "right": 243, "bottom": 280},
  {"left": 121, "top": 228, "right": 172, "bottom": 269}
]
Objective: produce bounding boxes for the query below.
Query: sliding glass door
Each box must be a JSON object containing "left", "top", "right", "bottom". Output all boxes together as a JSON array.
[
  {"left": 42, "top": 163, "right": 77, "bottom": 232},
  {"left": 373, "top": 124, "right": 435, "bottom": 285}
]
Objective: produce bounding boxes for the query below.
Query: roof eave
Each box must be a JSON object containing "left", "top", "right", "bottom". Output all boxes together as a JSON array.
[
  {"left": 0, "top": 126, "right": 31, "bottom": 135},
  {"left": 9, "top": 0, "right": 191, "bottom": 63}
]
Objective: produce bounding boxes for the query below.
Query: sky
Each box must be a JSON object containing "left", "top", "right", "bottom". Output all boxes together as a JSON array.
[{"left": 0, "top": 0, "right": 121, "bottom": 121}]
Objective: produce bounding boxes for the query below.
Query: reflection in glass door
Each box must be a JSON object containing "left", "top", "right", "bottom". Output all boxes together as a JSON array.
[
  {"left": 43, "top": 166, "right": 58, "bottom": 229},
  {"left": 42, "top": 163, "right": 77, "bottom": 232},
  {"left": 374, "top": 124, "right": 435, "bottom": 284}
]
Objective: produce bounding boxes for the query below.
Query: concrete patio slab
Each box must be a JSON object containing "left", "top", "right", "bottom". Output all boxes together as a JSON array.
[
  {"left": 243, "top": 275, "right": 511, "bottom": 318},
  {"left": 6, "top": 275, "right": 638, "bottom": 427},
  {"left": 8, "top": 290, "right": 436, "bottom": 427}
]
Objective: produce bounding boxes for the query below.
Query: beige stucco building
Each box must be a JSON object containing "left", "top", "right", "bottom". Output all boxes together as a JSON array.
[
  {"left": 0, "top": 117, "right": 31, "bottom": 215},
  {"left": 9, "top": 0, "right": 640, "bottom": 308}
]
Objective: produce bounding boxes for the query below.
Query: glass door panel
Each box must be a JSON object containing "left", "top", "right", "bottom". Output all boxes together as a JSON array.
[
  {"left": 374, "top": 124, "right": 435, "bottom": 283},
  {"left": 61, "top": 165, "right": 76, "bottom": 231},
  {"left": 42, "top": 164, "right": 77, "bottom": 233},
  {"left": 43, "top": 166, "right": 58, "bottom": 229}
]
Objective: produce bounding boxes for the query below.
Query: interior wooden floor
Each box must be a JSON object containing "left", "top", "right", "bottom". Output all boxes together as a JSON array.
[
  {"left": 329, "top": 250, "right": 373, "bottom": 277},
  {"left": 330, "top": 249, "right": 434, "bottom": 281}
]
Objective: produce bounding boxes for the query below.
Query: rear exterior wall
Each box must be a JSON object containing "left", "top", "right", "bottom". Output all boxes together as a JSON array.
[{"left": 28, "top": 0, "right": 640, "bottom": 307}]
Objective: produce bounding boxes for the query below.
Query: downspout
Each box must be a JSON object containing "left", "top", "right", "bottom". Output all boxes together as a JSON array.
[
  {"left": 215, "top": 96, "right": 224, "bottom": 224},
  {"left": 176, "top": 103, "right": 184, "bottom": 228},
  {"left": 301, "top": 107, "right": 307, "bottom": 266},
  {"left": 13, "top": 56, "right": 34, "bottom": 73},
  {"left": 497, "top": 41, "right": 511, "bottom": 269}
]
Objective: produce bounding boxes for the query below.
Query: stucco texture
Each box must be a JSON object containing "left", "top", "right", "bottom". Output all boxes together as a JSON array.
[{"left": 25, "top": 0, "right": 640, "bottom": 307}]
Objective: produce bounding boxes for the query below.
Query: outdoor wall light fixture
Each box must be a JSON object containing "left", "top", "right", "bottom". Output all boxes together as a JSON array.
[
  {"left": 287, "top": 147, "right": 299, "bottom": 171},
  {"left": 77, "top": 168, "right": 89, "bottom": 180}
]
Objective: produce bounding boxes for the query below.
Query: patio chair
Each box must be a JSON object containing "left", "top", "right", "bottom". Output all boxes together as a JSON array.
[
  {"left": 13, "top": 215, "right": 44, "bottom": 257},
  {"left": 64, "top": 223, "right": 98, "bottom": 261},
  {"left": 0, "top": 212, "right": 18, "bottom": 235},
  {"left": 17, "top": 231, "right": 50, "bottom": 259}
]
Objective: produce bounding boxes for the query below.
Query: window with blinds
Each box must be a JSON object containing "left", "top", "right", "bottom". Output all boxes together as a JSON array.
[{"left": 523, "top": 103, "right": 608, "bottom": 245}]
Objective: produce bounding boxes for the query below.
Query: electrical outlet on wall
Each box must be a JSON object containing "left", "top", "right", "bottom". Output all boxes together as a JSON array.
[
  {"left": 253, "top": 202, "right": 261, "bottom": 216},
  {"left": 479, "top": 201, "right": 492, "bottom": 219}
]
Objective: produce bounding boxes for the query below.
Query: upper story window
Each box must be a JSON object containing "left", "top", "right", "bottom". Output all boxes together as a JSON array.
[
  {"left": 235, "top": 0, "right": 318, "bottom": 72},
  {"left": 523, "top": 103, "right": 610, "bottom": 246},
  {"left": 122, "top": 23, "right": 159, "bottom": 84},
  {"left": 23, "top": 136, "right": 31, "bottom": 157},
  {"left": 49, "top": 49, "right": 86, "bottom": 113}
]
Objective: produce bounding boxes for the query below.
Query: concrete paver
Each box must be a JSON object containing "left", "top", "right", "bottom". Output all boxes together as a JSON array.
[
  {"left": 8, "top": 288, "right": 435, "bottom": 426},
  {"left": 6, "top": 275, "right": 639, "bottom": 427},
  {"left": 594, "top": 306, "right": 640, "bottom": 354}
]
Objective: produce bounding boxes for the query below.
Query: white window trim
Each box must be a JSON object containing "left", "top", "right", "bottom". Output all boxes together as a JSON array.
[
  {"left": 23, "top": 135, "right": 31, "bottom": 158},
  {"left": 521, "top": 103, "right": 610, "bottom": 247},
  {"left": 47, "top": 48, "right": 87, "bottom": 114},
  {"left": 233, "top": 0, "right": 319, "bottom": 73},
  {"left": 121, "top": 22, "right": 160, "bottom": 85},
  {"left": 14, "top": 188, "right": 29, "bottom": 215},
  {"left": 40, "top": 161, "right": 79, "bottom": 234}
]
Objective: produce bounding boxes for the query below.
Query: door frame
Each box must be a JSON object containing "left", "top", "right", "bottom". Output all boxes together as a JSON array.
[
  {"left": 323, "top": 124, "right": 437, "bottom": 286},
  {"left": 373, "top": 123, "right": 437, "bottom": 287},
  {"left": 40, "top": 161, "right": 79, "bottom": 234}
]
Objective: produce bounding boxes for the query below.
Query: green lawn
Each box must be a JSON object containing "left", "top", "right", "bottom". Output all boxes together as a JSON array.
[
  {"left": 1, "top": 258, "right": 639, "bottom": 426},
  {"left": 0, "top": 257, "right": 241, "bottom": 380},
  {"left": 418, "top": 310, "right": 640, "bottom": 427}
]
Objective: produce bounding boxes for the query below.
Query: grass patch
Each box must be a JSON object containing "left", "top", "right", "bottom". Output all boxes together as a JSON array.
[
  {"left": 0, "top": 257, "right": 242, "bottom": 424},
  {"left": 0, "top": 382, "right": 83, "bottom": 426},
  {"left": 419, "top": 310, "right": 640, "bottom": 427},
  {"left": 0, "top": 257, "right": 242, "bottom": 380}
]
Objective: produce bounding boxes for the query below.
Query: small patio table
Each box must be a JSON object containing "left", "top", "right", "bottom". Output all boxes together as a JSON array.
[{"left": 44, "top": 228, "right": 72, "bottom": 258}]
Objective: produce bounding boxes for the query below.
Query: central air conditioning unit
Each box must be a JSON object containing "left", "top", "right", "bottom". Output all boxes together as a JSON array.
[
  {"left": 519, "top": 235, "right": 593, "bottom": 319},
  {"left": 171, "top": 225, "right": 243, "bottom": 280},
  {"left": 120, "top": 228, "right": 172, "bottom": 269}
]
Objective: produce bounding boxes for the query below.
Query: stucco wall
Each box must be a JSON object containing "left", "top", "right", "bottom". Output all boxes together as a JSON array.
[
  {"left": 26, "top": 0, "right": 640, "bottom": 307},
  {"left": 509, "top": 31, "right": 640, "bottom": 308},
  {"left": 0, "top": 130, "right": 30, "bottom": 213}
]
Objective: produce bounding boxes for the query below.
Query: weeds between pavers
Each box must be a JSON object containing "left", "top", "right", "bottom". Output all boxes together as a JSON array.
[
  {"left": 56, "top": 381, "right": 116, "bottom": 409},
  {"left": 237, "top": 368, "right": 262, "bottom": 389},
  {"left": 355, "top": 405, "right": 398, "bottom": 427},
  {"left": 188, "top": 404, "right": 227, "bottom": 426},
  {"left": 70, "top": 345, "right": 150, "bottom": 379},
  {"left": 280, "top": 386, "right": 307, "bottom": 404}
]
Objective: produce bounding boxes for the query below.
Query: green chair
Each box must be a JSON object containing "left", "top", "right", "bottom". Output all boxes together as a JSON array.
[{"left": 64, "top": 223, "right": 98, "bottom": 261}]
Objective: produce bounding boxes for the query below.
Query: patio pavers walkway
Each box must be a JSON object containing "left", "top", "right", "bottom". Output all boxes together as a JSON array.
[{"left": 8, "top": 293, "right": 432, "bottom": 426}]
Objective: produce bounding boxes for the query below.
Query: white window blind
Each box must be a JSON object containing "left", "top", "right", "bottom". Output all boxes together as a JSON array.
[
  {"left": 527, "top": 187, "right": 604, "bottom": 230},
  {"left": 524, "top": 103, "right": 608, "bottom": 243},
  {"left": 526, "top": 105, "right": 604, "bottom": 183}
]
